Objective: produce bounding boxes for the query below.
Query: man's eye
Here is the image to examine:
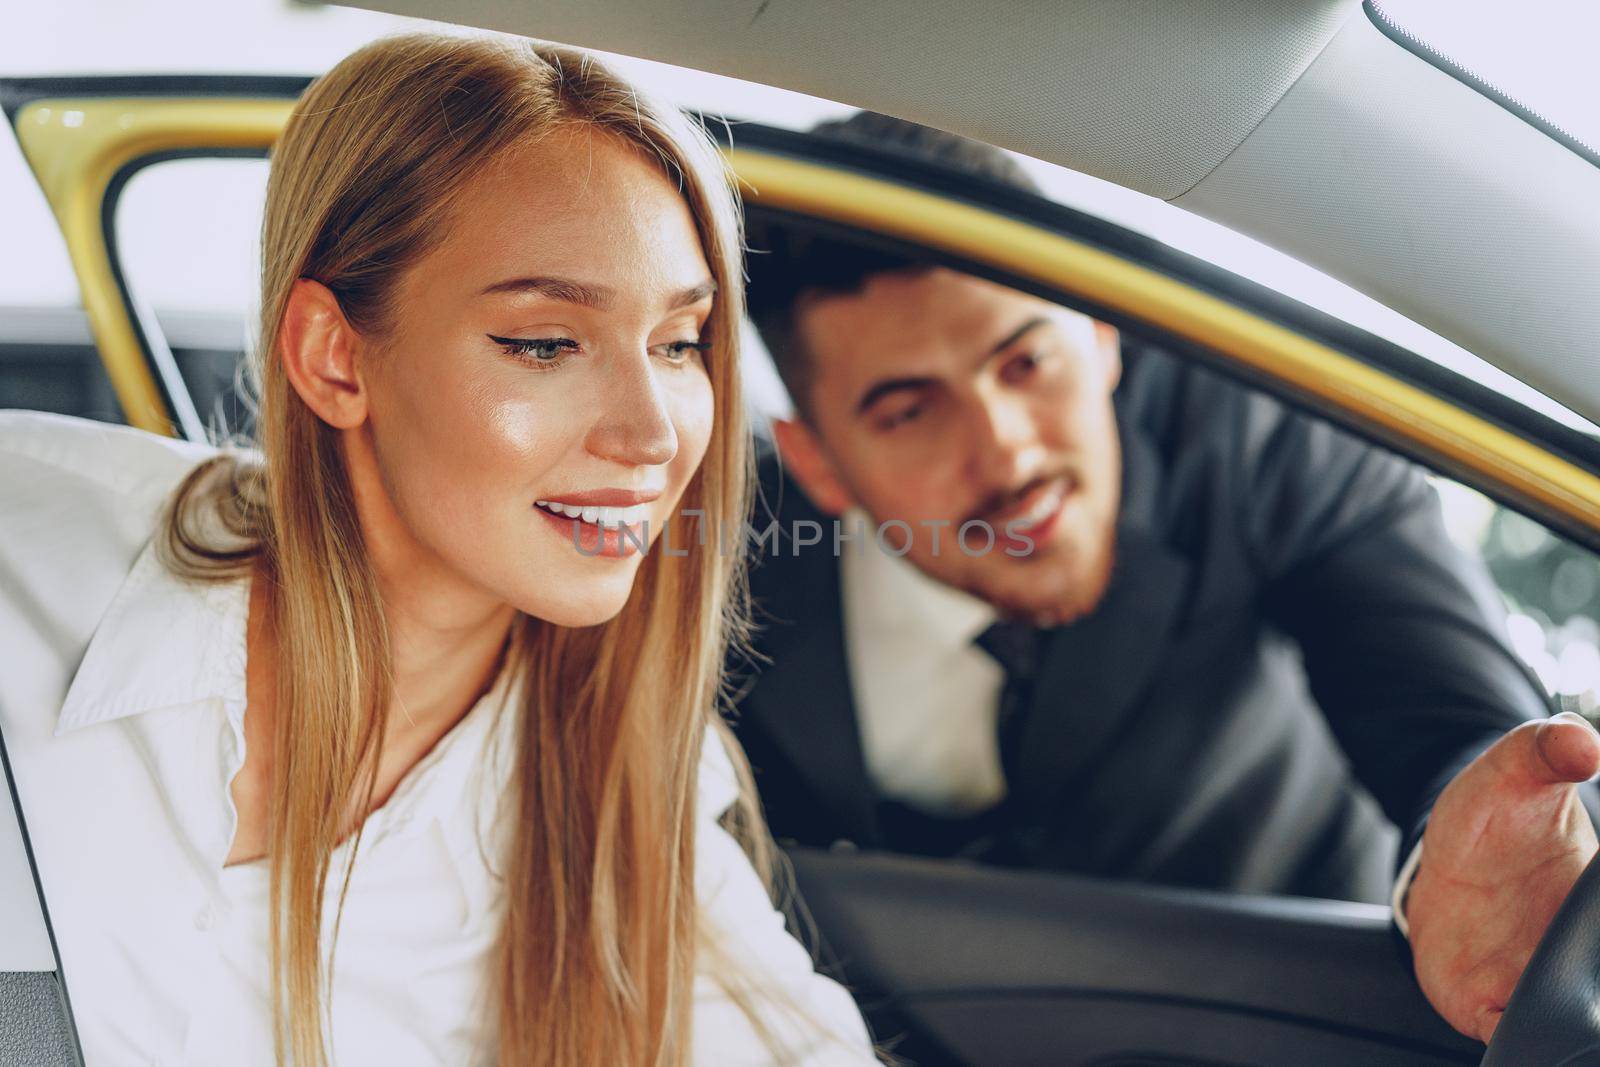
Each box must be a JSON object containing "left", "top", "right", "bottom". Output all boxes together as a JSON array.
[
  {"left": 879, "top": 404, "right": 924, "bottom": 431},
  {"left": 1002, "top": 351, "right": 1041, "bottom": 383},
  {"left": 488, "top": 335, "right": 579, "bottom": 366}
]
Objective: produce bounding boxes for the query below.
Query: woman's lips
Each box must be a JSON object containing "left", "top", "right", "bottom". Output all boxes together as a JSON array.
[{"left": 533, "top": 503, "right": 647, "bottom": 559}]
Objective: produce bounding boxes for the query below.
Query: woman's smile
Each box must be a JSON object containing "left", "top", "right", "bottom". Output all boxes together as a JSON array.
[{"left": 533, "top": 495, "right": 658, "bottom": 558}]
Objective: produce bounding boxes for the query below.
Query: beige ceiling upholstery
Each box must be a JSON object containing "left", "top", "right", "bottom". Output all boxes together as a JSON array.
[
  {"left": 347, "top": 0, "right": 1600, "bottom": 425},
  {"left": 356, "top": 0, "right": 1355, "bottom": 200}
]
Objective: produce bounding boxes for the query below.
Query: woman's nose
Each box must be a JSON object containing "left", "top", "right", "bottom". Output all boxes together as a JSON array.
[{"left": 584, "top": 353, "right": 679, "bottom": 468}]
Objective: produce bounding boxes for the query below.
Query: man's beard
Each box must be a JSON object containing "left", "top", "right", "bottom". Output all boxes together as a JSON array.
[{"left": 968, "top": 517, "right": 1118, "bottom": 629}]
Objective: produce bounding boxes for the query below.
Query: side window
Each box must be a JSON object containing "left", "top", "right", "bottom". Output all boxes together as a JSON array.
[
  {"left": 0, "top": 308, "right": 124, "bottom": 423},
  {"left": 0, "top": 123, "right": 122, "bottom": 424},
  {"left": 114, "top": 156, "right": 268, "bottom": 441},
  {"left": 1436, "top": 478, "right": 1600, "bottom": 718},
  {"left": 1016, "top": 131, "right": 1600, "bottom": 717},
  {"left": 732, "top": 203, "right": 1600, "bottom": 910}
]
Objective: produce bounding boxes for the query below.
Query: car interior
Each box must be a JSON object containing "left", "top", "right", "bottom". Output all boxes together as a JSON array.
[{"left": 5, "top": 2, "right": 1600, "bottom": 1064}]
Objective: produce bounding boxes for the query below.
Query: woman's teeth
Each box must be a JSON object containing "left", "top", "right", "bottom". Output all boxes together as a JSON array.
[{"left": 535, "top": 500, "right": 650, "bottom": 529}]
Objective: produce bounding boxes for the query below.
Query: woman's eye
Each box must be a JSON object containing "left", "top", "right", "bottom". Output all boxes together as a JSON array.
[
  {"left": 488, "top": 335, "right": 579, "bottom": 367},
  {"left": 659, "top": 340, "right": 711, "bottom": 364}
]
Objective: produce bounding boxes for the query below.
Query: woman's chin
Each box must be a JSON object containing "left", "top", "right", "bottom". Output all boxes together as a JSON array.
[{"left": 512, "top": 581, "right": 637, "bottom": 630}]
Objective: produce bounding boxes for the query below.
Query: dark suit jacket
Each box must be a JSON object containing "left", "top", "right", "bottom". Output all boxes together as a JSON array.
[{"left": 730, "top": 343, "right": 1565, "bottom": 905}]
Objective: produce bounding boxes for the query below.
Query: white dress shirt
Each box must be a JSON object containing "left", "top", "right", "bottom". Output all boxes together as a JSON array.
[
  {"left": 837, "top": 508, "right": 1425, "bottom": 920},
  {"left": 839, "top": 508, "right": 1002, "bottom": 815},
  {"left": 0, "top": 410, "right": 876, "bottom": 1066}
]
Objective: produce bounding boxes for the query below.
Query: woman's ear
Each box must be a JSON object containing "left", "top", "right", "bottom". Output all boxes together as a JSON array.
[
  {"left": 770, "top": 417, "right": 857, "bottom": 517},
  {"left": 278, "top": 278, "right": 369, "bottom": 429}
]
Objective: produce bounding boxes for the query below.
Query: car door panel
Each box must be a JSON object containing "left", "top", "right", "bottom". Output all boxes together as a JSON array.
[
  {"left": 0, "top": 731, "right": 79, "bottom": 1065},
  {"left": 789, "top": 848, "right": 1484, "bottom": 1066}
]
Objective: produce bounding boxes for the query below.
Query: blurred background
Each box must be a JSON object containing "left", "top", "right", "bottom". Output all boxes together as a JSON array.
[{"left": 4, "top": 0, "right": 1596, "bottom": 714}]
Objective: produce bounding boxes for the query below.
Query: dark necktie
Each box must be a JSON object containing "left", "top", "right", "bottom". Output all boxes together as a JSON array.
[
  {"left": 974, "top": 619, "right": 1043, "bottom": 786},
  {"left": 872, "top": 621, "right": 1045, "bottom": 861}
]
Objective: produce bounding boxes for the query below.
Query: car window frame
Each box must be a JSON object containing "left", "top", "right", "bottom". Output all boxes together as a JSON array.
[
  {"left": 1, "top": 77, "right": 303, "bottom": 436},
  {"left": 722, "top": 124, "right": 1600, "bottom": 550},
  {"left": 6, "top": 75, "right": 1600, "bottom": 554}
]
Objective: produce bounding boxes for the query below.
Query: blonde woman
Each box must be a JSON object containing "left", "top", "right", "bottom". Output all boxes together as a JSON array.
[{"left": 0, "top": 33, "right": 877, "bottom": 1067}]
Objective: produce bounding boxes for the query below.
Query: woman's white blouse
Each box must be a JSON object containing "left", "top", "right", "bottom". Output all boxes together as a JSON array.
[{"left": 0, "top": 410, "right": 876, "bottom": 1066}]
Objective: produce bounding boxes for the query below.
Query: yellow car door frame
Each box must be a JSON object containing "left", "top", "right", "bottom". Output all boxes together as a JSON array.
[{"left": 6, "top": 75, "right": 1600, "bottom": 548}]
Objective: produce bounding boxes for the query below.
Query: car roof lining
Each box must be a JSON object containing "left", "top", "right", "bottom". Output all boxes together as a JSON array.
[
  {"left": 347, "top": 0, "right": 1600, "bottom": 429},
  {"left": 351, "top": 0, "right": 1356, "bottom": 203},
  {"left": 1175, "top": 13, "right": 1600, "bottom": 443}
]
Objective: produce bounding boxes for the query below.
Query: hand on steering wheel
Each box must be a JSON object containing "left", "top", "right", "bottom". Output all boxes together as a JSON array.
[
  {"left": 1482, "top": 847, "right": 1600, "bottom": 1066},
  {"left": 1406, "top": 714, "right": 1600, "bottom": 1052}
]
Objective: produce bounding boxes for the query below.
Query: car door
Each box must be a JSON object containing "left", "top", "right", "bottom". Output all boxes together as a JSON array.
[
  {"left": 724, "top": 125, "right": 1594, "bottom": 1066},
  {"left": 0, "top": 76, "right": 301, "bottom": 1066},
  {"left": 6, "top": 73, "right": 1600, "bottom": 1067},
  {"left": 0, "top": 733, "right": 76, "bottom": 1063}
]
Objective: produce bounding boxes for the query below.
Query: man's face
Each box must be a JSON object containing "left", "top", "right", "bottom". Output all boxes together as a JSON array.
[{"left": 776, "top": 267, "right": 1122, "bottom": 625}]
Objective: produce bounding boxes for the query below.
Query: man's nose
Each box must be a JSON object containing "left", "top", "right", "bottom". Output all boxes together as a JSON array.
[
  {"left": 584, "top": 352, "right": 679, "bottom": 468},
  {"left": 969, "top": 390, "right": 1042, "bottom": 486}
]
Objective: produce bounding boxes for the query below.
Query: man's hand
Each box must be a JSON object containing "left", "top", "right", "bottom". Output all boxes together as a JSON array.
[{"left": 1408, "top": 712, "right": 1600, "bottom": 1043}]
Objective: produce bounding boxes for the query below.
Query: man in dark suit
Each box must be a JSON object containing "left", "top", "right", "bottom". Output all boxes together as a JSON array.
[{"left": 733, "top": 111, "right": 1600, "bottom": 1044}]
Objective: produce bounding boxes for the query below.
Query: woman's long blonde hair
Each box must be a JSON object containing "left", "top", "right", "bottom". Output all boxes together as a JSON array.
[{"left": 159, "top": 32, "right": 764, "bottom": 1066}]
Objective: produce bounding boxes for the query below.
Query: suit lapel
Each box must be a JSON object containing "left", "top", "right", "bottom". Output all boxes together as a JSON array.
[
  {"left": 743, "top": 540, "right": 882, "bottom": 845},
  {"left": 1011, "top": 530, "right": 1190, "bottom": 804},
  {"left": 1009, "top": 416, "right": 1192, "bottom": 814}
]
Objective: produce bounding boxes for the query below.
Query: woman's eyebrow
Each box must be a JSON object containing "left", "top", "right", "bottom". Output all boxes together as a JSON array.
[
  {"left": 477, "top": 275, "right": 717, "bottom": 310},
  {"left": 480, "top": 275, "right": 611, "bottom": 306},
  {"left": 671, "top": 279, "right": 718, "bottom": 309}
]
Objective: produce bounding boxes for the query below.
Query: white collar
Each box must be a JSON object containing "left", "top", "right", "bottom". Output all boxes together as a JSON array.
[
  {"left": 55, "top": 537, "right": 249, "bottom": 735},
  {"left": 839, "top": 506, "right": 997, "bottom": 651},
  {"left": 55, "top": 531, "right": 527, "bottom": 860},
  {"left": 52, "top": 528, "right": 716, "bottom": 836}
]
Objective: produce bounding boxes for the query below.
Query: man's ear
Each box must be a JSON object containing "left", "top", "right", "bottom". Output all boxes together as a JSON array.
[
  {"left": 278, "top": 278, "right": 369, "bottom": 429},
  {"left": 771, "top": 417, "right": 857, "bottom": 517},
  {"left": 1093, "top": 320, "right": 1122, "bottom": 391}
]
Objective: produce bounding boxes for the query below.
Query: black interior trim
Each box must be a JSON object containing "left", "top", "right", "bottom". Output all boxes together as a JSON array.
[
  {"left": 0, "top": 973, "right": 81, "bottom": 1066},
  {"left": 0, "top": 75, "right": 311, "bottom": 123},
  {"left": 788, "top": 847, "right": 1484, "bottom": 1067}
]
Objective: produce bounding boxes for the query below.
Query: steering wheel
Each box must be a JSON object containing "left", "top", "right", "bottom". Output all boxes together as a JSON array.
[{"left": 1481, "top": 852, "right": 1600, "bottom": 1066}]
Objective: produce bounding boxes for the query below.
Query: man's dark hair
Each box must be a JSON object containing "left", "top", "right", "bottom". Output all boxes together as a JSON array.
[{"left": 746, "top": 112, "right": 1041, "bottom": 421}]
